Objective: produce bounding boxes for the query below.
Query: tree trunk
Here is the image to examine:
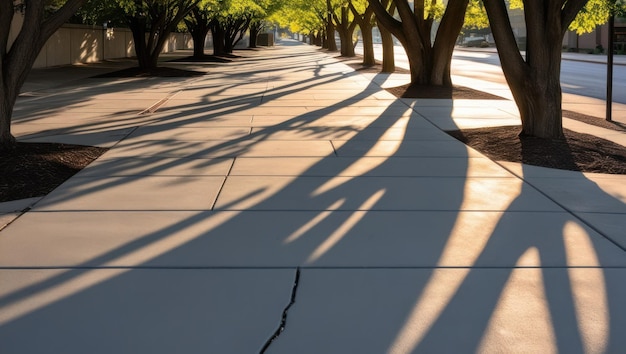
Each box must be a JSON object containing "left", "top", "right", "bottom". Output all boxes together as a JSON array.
[
  {"left": 430, "top": 0, "right": 469, "bottom": 86},
  {"left": 191, "top": 27, "right": 209, "bottom": 57},
  {"left": 249, "top": 22, "right": 262, "bottom": 48},
  {"left": 326, "top": 0, "right": 338, "bottom": 51},
  {"left": 211, "top": 24, "right": 226, "bottom": 56},
  {"left": 335, "top": 7, "right": 356, "bottom": 57},
  {"left": 0, "top": 0, "right": 85, "bottom": 148},
  {"left": 370, "top": 0, "right": 468, "bottom": 87},
  {"left": 379, "top": 24, "right": 395, "bottom": 72},
  {"left": 0, "top": 88, "right": 17, "bottom": 148},
  {"left": 482, "top": 0, "right": 587, "bottom": 139},
  {"left": 348, "top": 1, "right": 376, "bottom": 66},
  {"left": 361, "top": 24, "right": 375, "bottom": 66}
]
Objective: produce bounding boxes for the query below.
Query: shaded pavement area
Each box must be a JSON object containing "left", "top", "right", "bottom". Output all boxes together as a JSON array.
[{"left": 1, "top": 39, "right": 626, "bottom": 353}]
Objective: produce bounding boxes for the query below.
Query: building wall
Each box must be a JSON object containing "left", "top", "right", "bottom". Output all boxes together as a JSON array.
[{"left": 9, "top": 15, "right": 194, "bottom": 69}]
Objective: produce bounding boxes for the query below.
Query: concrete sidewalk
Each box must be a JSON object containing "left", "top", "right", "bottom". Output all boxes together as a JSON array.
[{"left": 1, "top": 39, "right": 625, "bottom": 353}]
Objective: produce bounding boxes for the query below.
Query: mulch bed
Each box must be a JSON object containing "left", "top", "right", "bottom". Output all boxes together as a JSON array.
[
  {"left": 347, "top": 59, "right": 626, "bottom": 175},
  {"left": 447, "top": 126, "right": 626, "bottom": 174},
  {"left": 0, "top": 143, "right": 107, "bottom": 202},
  {"left": 385, "top": 83, "right": 503, "bottom": 100}
]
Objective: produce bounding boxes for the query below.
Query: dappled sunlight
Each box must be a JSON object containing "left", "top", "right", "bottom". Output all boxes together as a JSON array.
[
  {"left": 0, "top": 211, "right": 245, "bottom": 326},
  {"left": 564, "top": 222, "right": 609, "bottom": 354},
  {"left": 387, "top": 269, "right": 472, "bottom": 354},
  {"left": 477, "top": 250, "right": 557, "bottom": 354},
  {"left": 435, "top": 212, "right": 500, "bottom": 267},
  {"left": 311, "top": 118, "right": 409, "bottom": 197},
  {"left": 306, "top": 190, "right": 386, "bottom": 264},
  {"left": 284, "top": 199, "right": 346, "bottom": 244}
]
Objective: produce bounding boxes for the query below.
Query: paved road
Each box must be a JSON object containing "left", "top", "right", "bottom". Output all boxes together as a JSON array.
[{"left": 356, "top": 43, "right": 626, "bottom": 104}]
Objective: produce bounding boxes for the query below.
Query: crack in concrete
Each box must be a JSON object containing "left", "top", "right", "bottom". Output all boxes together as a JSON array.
[{"left": 260, "top": 267, "right": 301, "bottom": 353}]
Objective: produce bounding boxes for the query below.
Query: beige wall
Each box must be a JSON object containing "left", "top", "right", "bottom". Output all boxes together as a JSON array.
[{"left": 9, "top": 15, "right": 193, "bottom": 69}]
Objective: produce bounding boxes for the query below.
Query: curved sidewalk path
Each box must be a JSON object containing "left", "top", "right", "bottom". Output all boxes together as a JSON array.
[{"left": 1, "top": 39, "right": 626, "bottom": 353}]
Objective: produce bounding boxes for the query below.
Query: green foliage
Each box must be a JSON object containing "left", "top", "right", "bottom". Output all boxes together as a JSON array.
[{"left": 464, "top": 0, "right": 489, "bottom": 29}]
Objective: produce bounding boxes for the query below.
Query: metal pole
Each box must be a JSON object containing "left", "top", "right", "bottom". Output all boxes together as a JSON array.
[{"left": 607, "top": 13, "right": 615, "bottom": 122}]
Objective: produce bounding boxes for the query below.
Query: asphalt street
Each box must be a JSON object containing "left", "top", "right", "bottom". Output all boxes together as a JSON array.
[{"left": 356, "top": 43, "right": 626, "bottom": 104}]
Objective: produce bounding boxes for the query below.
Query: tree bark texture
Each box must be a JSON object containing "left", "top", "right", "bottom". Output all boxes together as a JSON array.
[
  {"left": 370, "top": 0, "right": 468, "bottom": 86},
  {"left": 185, "top": 8, "right": 210, "bottom": 58},
  {"left": 326, "top": 0, "right": 338, "bottom": 51},
  {"left": 127, "top": 1, "right": 199, "bottom": 70},
  {"left": 349, "top": 1, "right": 376, "bottom": 66},
  {"left": 482, "top": 0, "right": 588, "bottom": 139},
  {"left": 334, "top": 7, "right": 357, "bottom": 57},
  {"left": 377, "top": 0, "right": 396, "bottom": 73}
]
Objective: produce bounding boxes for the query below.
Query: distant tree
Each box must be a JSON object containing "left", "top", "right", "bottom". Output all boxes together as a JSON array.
[
  {"left": 349, "top": 0, "right": 376, "bottom": 65},
  {"left": 120, "top": 0, "right": 200, "bottom": 70},
  {"left": 184, "top": 2, "right": 215, "bottom": 58},
  {"left": 0, "top": 0, "right": 85, "bottom": 148},
  {"left": 370, "top": 0, "right": 470, "bottom": 87},
  {"left": 375, "top": 0, "right": 396, "bottom": 72},
  {"left": 333, "top": 4, "right": 358, "bottom": 56}
]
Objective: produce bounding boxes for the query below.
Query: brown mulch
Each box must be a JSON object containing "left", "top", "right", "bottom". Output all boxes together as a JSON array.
[
  {"left": 0, "top": 143, "right": 107, "bottom": 203},
  {"left": 447, "top": 126, "right": 626, "bottom": 174},
  {"left": 385, "top": 83, "right": 503, "bottom": 100},
  {"left": 92, "top": 66, "right": 206, "bottom": 78},
  {"left": 363, "top": 65, "right": 626, "bottom": 175}
]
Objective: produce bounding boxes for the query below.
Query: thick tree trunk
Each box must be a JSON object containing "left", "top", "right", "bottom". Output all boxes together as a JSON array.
[
  {"left": 379, "top": 25, "right": 395, "bottom": 72},
  {"left": 0, "top": 89, "right": 17, "bottom": 148},
  {"left": 191, "top": 28, "right": 209, "bottom": 58},
  {"left": 348, "top": 2, "right": 376, "bottom": 66},
  {"left": 337, "top": 27, "right": 356, "bottom": 57},
  {"left": 482, "top": 0, "right": 587, "bottom": 139},
  {"left": 249, "top": 22, "right": 262, "bottom": 48},
  {"left": 335, "top": 7, "right": 356, "bottom": 57},
  {"left": 361, "top": 24, "right": 375, "bottom": 66},
  {"left": 376, "top": 0, "right": 395, "bottom": 72},
  {"left": 326, "top": 0, "right": 338, "bottom": 51},
  {"left": 430, "top": 0, "right": 469, "bottom": 86},
  {"left": 211, "top": 25, "right": 226, "bottom": 56},
  {"left": 370, "top": 0, "right": 468, "bottom": 87}
]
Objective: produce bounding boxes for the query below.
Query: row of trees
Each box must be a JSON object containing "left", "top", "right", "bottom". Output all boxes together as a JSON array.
[{"left": 1, "top": 0, "right": 624, "bottom": 148}]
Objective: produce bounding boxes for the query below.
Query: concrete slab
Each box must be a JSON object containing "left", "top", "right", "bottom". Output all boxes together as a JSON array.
[
  {"left": 215, "top": 176, "right": 562, "bottom": 212},
  {"left": 525, "top": 176, "right": 626, "bottom": 213},
  {"left": 576, "top": 213, "right": 626, "bottom": 249},
  {"left": 0, "top": 269, "right": 295, "bottom": 354},
  {"left": 143, "top": 111, "right": 253, "bottom": 127},
  {"left": 0, "top": 214, "right": 19, "bottom": 230},
  {"left": 106, "top": 140, "right": 336, "bottom": 159},
  {"left": 125, "top": 126, "right": 251, "bottom": 141},
  {"left": 230, "top": 157, "right": 513, "bottom": 178},
  {"left": 0, "top": 197, "right": 42, "bottom": 213},
  {"left": 32, "top": 176, "right": 225, "bottom": 211},
  {"left": 266, "top": 268, "right": 626, "bottom": 353},
  {"left": 332, "top": 139, "right": 484, "bottom": 157},
  {"left": 76, "top": 157, "right": 234, "bottom": 177},
  {"left": 3, "top": 210, "right": 623, "bottom": 268},
  {"left": 426, "top": 118, "right": 521, "bottom": 130},
  {"left": 250, "top": 126, "right": 451, "bottom": 141}
]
